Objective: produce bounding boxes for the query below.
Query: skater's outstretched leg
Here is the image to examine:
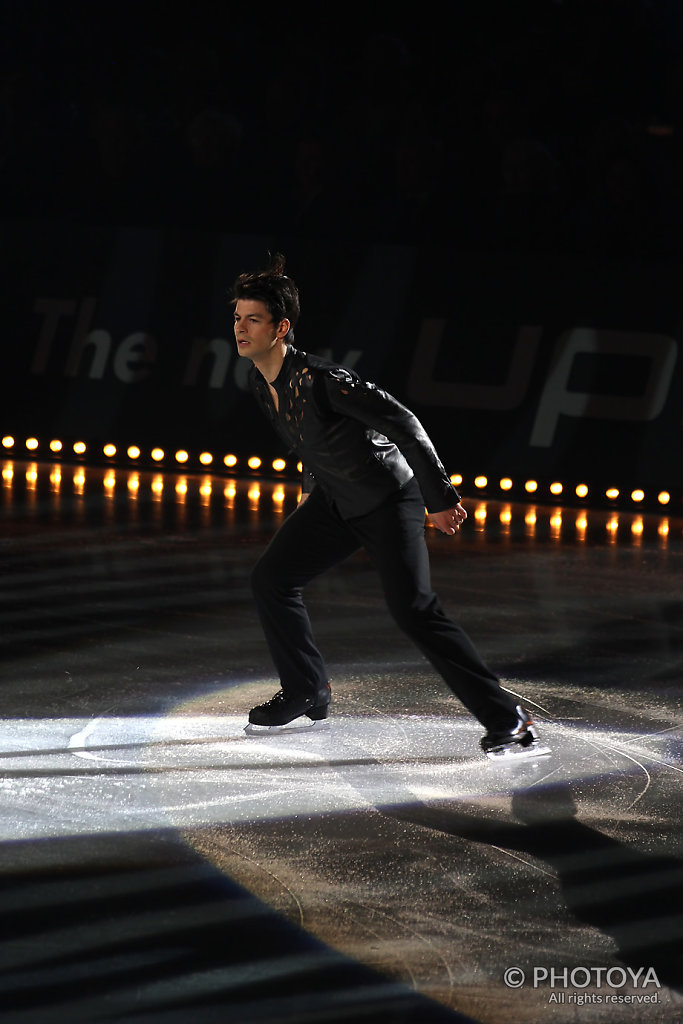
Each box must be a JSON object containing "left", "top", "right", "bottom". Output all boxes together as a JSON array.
[{"left": 348, "top": 481, "right": 546, "bottom": 753}]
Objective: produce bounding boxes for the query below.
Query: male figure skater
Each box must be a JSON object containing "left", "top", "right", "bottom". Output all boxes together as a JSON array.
[{"left": 233, "top": 254, "right": 543, "bottom": 757}]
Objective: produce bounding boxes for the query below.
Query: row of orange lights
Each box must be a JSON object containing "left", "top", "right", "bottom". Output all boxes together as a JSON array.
[
  {"left": 2, "top": 462, "right": 288, "bottom": 505},
  {"left": 451, "top": 473, "right": 671, "bottom": 507},
  {"left": 4, "top": 463, "right": 672, "bottom": 541},
  {"left": 471, "top": 501, "right": 669, "bottom": 539},
  {"left": 0, "top": 435, "right": 673, "bottom": 507},
  {"left": 1, "top": 436, "right": 289, "bottom": 474}
]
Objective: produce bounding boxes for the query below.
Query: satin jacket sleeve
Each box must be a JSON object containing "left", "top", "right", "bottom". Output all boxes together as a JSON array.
[{"left": 321, "top": 367, "right": 461, "bottom": 512}]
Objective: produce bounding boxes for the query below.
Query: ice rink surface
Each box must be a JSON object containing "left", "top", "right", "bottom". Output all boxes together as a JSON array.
[{"left": 1, "top": 460, "right": 681, "bottom": 1023}]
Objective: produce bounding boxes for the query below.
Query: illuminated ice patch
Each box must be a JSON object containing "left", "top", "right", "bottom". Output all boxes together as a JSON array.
[{"left": 0, "top": 713, "right": 673, "bottom": 841}]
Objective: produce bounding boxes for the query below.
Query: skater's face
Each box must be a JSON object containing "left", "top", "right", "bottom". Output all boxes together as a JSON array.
[{"left": 234, "top": 300, "right": 289, "bottom": 362}]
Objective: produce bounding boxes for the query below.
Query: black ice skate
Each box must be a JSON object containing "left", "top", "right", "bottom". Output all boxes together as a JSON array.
[
  {"left": 244, "top": 688, "right": 330, "bottom": 735},
  {"left": 480, "top": 705, "right": 551, "bottom": 760}
]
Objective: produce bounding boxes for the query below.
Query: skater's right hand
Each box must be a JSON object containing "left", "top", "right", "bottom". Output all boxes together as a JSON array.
[{"left": 429, "top": 503, "right": 467, "bottom": 535}]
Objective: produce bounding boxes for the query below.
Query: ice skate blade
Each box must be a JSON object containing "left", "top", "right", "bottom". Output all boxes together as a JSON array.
[
  {"left": 485, "top": 741, "right": 552, "bottom": 761},
  {"left": 244, "top": 719, "right": 329, "bottom": 737}
]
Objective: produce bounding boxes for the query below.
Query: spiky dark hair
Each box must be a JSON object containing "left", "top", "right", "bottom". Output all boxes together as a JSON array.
[{"left": 231, "top": 253, "right": 300, "bottom": 341}]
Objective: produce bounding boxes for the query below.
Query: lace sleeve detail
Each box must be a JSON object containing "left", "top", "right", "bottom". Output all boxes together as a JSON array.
[{"left": 278, "top": 364, "right": 316, "bottom": 444}]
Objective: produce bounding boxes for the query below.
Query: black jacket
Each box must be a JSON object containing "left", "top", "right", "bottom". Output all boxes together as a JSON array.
[{"left": 248, "top": 345, "right": 461, "bottom": 519}]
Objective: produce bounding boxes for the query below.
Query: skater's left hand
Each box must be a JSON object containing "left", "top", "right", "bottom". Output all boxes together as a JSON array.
[{"left": 429, "top": 503, "right": 467, "bottom": 535}]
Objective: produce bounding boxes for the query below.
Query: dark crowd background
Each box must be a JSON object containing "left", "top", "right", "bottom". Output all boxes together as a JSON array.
[{"left": 2, "top": 0, "right": 683, "bottom": 261}]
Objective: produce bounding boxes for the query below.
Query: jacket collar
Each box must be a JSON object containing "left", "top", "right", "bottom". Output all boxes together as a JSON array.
[{"left": 269, "top": 344, "right": 299, "bottom": 389}]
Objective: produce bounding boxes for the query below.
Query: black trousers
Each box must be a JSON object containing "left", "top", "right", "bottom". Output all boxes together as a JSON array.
[{"left": 250, "top": 478, "right": 519, "bottom": 732}]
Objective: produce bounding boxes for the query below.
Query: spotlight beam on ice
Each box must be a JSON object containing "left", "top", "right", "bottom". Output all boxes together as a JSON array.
[{"left": 0, "top": 713, "right": 677, "bottom": 842}]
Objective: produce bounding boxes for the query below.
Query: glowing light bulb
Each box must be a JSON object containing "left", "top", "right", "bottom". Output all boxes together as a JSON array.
[
  {"left": 103, "top": 444, "right": 116, "bottom": 458},
  {"left": 606, "top": 488, "right": 619, "bottom": 501},
  {"left": 25, "top": 437, "right": 39, "bottom": 451},
  {"left": 50, "top": 439, "right": 63, "bottom": 453},
  {"left": 151, "top": 448, "right": 164, "bottom": 462},
  {"left": 631, "top": 489, "right": 645, "bottom": 503},
  {"left": 248, "top": 456, "right": 262, "bottom": 470},
  {"left": 474, "top": 476, "right": 487, "bottom": 489},
  {"left": 272, "top": 458, "right": 286, "bottom": 472},
  {"left": 73, "top": 441, "right": 87, "bottom": 455},
  {"left": 499, "top": 478, "right": 513, "bottom": 491},
  {"left": 450, "top": 473, "right": 463, "bottom": 487},
  {"left": 576, "top": 483, "right": 589, "bottom": 498},
  {"left": 224, "top": 454, "right": 238, "bottom": 468},
  {"left": 549, "top": 482, "right": 563, "bottom": 496},
  {"left": 1, "top": 436, "right": 14, "bottom": 449},
  {"left": 524, "top": 480, "right": 538, "bottom": 494},
  {"left": 127, "top": 446, "right": 141, "bottom": 460},
  {"left": 175, "top": 450, "right": 189, "bottom": 464},
  {"left": 199, "top": 452, "right": 213, "bottom": 466},
  {"left": 658, "top": 491, "right": 671, "bottom": 505}
]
